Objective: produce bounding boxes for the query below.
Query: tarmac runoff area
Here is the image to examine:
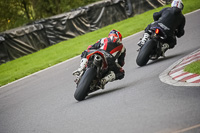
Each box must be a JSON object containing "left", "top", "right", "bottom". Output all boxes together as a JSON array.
[{"left": 159, "top": 48, "right": 200, "bottom": 86}]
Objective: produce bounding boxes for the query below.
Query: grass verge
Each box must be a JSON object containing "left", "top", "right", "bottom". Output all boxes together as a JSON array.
[
  {"left": 184, "top": 60, "right": 200, "bottom": 75},
  {"left": 0, "top": 0, "right": 200, "bottom": 86}
]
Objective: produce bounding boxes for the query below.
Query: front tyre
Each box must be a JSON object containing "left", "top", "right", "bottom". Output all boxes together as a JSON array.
[
  {"left": 136, "top": 40, "right": 156, "bottom": 66},
  {"left": 74, "top": 68, "right": 97, "bottom": 101}
]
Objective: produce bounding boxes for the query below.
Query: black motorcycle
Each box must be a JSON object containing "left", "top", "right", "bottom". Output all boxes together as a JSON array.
[
  {"left": 73, "top": 50, "right": 112, "bottom": 101},
  {"left": 136, "top": 27, "right": 167, "bottom": 66}
]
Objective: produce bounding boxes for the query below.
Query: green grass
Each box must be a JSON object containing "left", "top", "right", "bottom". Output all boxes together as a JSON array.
[
  {"left": 0, "top": 0, "right": 200, "bottom": 86},
  {"left": 184, "top": 60, "right": 200, "bottom": 75}
]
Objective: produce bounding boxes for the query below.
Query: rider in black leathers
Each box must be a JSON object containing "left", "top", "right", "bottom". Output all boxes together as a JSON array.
[{"left": 138, "top": 0, "right": 186, "bottom": 56}]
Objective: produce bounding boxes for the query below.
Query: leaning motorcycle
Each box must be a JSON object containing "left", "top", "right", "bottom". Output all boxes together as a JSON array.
[
  {"left": 136, "top": 27, "right": 167, "bottom": 66},
  {"left": 73, "top": 50, "right": 112, "bottom": 101}
]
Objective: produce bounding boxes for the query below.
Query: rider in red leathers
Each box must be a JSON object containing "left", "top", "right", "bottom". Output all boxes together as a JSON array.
[{"left": 73, "top": 29, "right": 126, "bottom": 89}]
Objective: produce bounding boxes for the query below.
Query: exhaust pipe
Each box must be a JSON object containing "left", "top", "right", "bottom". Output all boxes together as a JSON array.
[{"left": 94, "top": 54, "right": 102, "bottom": 66}]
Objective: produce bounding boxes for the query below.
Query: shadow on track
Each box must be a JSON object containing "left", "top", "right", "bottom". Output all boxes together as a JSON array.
[
  {"left": 144, "top": 50, "right": 190, "bottom": 66},
  {"left": 86, "top": 86, "right": 126, "bottom": 100},
  {"left": 148, "top": 46, "right": 200, "bottom": 66},
  {"left": 86, "top": 79, "right": 141, "bottom": 100}
]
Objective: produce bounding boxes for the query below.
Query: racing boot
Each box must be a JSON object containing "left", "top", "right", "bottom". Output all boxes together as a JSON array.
[
  {"left": 137, "top": 33, "right": 150, "bottom": 47},
  {"left": 99, "top": 71, "right": 116, "bottom": 89},
  {"left": 72, "top": 58, "right": 88, "bottom": 76},
  {"left": 161, "top": 43, "right": 169, "bottom": 57}
]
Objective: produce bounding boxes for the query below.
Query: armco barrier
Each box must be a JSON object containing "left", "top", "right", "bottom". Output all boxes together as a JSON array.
[{"left": 0, "top": 0, "right": 166, "bottom": 64}]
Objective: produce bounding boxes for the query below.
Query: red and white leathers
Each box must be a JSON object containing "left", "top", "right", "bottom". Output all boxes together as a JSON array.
[
  {"left": 84, "top": 37, "right": 126, "bottom": 80},
  {"left": 73, "top": 29, "right": 126, "bottom": 89}
]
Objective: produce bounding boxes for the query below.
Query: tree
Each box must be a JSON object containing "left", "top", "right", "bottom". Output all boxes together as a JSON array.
[
  {"left": 0, "top": 0, "right": 32, "bottom": 32},
  {"left": 0, "top": 0, "right": 101, "bottom": 32}
]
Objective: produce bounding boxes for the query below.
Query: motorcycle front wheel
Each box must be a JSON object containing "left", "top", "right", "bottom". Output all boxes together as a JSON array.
[
  {"left": 136, "top": 39, "right": 156, "bottom": 66},
  {"left": 74, "top": 68, "right": 97, "bottom": 101}
]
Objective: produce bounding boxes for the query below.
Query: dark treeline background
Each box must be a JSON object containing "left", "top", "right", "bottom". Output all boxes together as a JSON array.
[{"left": 0, "top": 0, "right": 101, "bottom": 32}]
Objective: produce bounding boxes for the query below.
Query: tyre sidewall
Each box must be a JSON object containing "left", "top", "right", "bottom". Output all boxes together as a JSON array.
[
  {"left": 74, "top": 68, "right": 97, "bottom": 101},
  {"left": 136, "top": 39, "right": 157, "bottom": 66}
]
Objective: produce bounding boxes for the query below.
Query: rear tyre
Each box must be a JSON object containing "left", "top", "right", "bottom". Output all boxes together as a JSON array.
[
  {"left": 74, "top": 68, "right": 97, "bottom": 101},
  {"left": 136, "top": 40, "right": 156, "bottom": 66}
]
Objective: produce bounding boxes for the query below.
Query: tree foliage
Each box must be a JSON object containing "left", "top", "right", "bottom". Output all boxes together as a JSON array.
[{"left": 0, "top": 0, "right": 100, "bottom": 32}]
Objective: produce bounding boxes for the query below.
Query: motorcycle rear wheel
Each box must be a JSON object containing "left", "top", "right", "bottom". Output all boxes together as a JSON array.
[
  {"left": 74, "top": 68, "right": 97, "bottom": 101},
  {"left": 136, "top": 40, "right": 156, "bottom": 66}
]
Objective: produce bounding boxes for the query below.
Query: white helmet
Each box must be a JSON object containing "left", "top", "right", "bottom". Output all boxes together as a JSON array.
[{"left": 171, "top": 0, "right": 184, "bottom": 10}]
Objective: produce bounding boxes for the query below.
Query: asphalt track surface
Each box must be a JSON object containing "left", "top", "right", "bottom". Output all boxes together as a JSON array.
[{"left": 0, "top": 10, "right": 200, "bottom": 133}]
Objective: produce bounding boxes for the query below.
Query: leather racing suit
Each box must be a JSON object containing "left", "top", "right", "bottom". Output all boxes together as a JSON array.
[
  {"left": 81, "top": 37, "right": 126, "bottom": 80},
  {"left": 145, "top": 7, "right": 185, "bottom": 48}
]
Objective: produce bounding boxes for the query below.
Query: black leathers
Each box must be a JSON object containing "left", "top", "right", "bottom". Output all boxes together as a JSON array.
[
  {"left": 153, "top": 7, "right": 185, "bottom": 37},
  {"left": 145, "top": 7, "right": 185, "bottom": 48}
]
